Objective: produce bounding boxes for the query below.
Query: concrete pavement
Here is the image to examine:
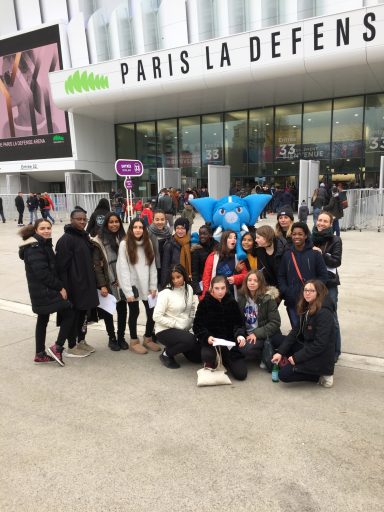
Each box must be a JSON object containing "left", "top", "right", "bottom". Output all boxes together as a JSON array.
[{"left": 0, "top": 215, "right": 383, "bottom": 512}]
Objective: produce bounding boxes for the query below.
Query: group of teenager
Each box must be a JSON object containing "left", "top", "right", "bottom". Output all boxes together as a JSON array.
[{"left": 19, "top": 195, "right": 341, "bottom": 388}]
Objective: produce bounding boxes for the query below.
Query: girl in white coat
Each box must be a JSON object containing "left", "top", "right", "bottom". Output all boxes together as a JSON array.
[
  {"left": 153, "top": 264, "right": 200, "bottom": 369},
  {"left": 117, "top": 218, "right": 158, "bottom": 354}
]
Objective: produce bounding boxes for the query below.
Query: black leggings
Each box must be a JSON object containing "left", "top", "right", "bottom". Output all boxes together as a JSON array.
[
  {"left": 102, "top": 300, "right": 127, "bottom": 341},
  {"left": 35, "top": 308, "right": 74, "bottom": 354},
  {"left": 128, "top": 300, "right": 154, "bottom": 338},
  {"left": 201, "top": 345, "right": 247, "bottom": 381},
  {"left": 156, "top": 328, "right": 201, "bottom": 362}
]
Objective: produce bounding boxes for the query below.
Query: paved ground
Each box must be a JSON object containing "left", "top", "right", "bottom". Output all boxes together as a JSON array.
[{"left": 0, "top": 215, "right": 383, "bottom": 511}]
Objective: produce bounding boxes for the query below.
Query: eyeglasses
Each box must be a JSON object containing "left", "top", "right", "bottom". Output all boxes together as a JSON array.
[{"left": 303, "top": 288, "right": 316, "bottom": 293}]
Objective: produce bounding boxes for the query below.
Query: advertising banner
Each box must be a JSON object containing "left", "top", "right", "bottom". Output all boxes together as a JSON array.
[{"left": 0, "top": 25, "right": 72, "bottom": 161}]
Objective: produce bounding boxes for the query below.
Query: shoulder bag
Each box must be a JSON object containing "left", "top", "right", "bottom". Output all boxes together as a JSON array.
[{"left": 197, "top": 347, "right": 232, "bottom": 386}]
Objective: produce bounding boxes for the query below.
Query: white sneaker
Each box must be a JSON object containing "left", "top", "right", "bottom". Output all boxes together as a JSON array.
[
  {"left": 259, "top": 361, "right": 267, "bottom": 370},
  {"left": 319, "top": 375, "right": 334, "bottom": 388}
]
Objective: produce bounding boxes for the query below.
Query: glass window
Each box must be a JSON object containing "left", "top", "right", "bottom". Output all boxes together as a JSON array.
[
  {"left": 274, "top": 103, "right": 302, "bottom": 164},
  {"left": 364, "top": 94, "right": 384, "bottom": 178},
  {"left": 157, "top": 119, "right": 178, "bottom": 168},
  {"left": 332, "top": 96, "right": 363, "bottom": 176},
  {"left": 201, "top": 113, "right": 223, "bottom": 179},
  {"left": 225, "top": 111, "right": 247, "bottom": 177},
  {"left": 302, "top": 100, "right": 332, "bottom": 173},
  {"left": 116, "top": 124, "right": 135, "bottom": 159},
  {"left": 249, "top": 107, "right": 274, "bottom": 179},
  {"left": 136, "top": 121, "right": 157, "bottom": 183},
  {"left": 179, "top": 116, "right": 201, "bottom": 185}
]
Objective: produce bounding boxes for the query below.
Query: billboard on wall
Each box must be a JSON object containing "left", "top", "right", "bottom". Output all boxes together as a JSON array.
[{"left": 0, "top": 25, "right": 72, "bottom": 161}]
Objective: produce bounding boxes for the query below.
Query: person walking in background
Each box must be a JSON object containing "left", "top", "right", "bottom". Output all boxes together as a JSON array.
[
  {"left": 26, "top": 192, "right": 38, "bottom": 224},
  {"left": 180, "top": 201, "right": 195, "bottom": 232},
  {"left": 324, "top": 186, "right": 344, "bottom": 237},
  {"left": 298, "top": 200, "right": 309, "bottom": 223},
  {"left": 42, "top": 192, "right": 55, "bottom": 224},
  {"left": 311, "top": 183, "right": 328, "bottom": 225},
  {"left": 0, "top": 196, "right": 6, "bottom": 223},
  {"left": 86, "top": 198, "right": 111, "bottom": 237},
  {"left": 157, "top": 189, "right": 175, "bottom": 229},
  {"left": 92, "top": 212, "right": 128, "bottom": 352},
  {"left": 56, "top": 208, "right": 99, "bottom": 358},
  {"left": 15, "top": 192, "right": 25, "bottom": 226},
  {"left": 140, "top": 202, "right": 153, "bottom": 226},
  {"left": 117, "top": 218, "right": 159, "bottom": 354},
  {"left": 18, "top": 219, "right": 74, "bottom": 366}
]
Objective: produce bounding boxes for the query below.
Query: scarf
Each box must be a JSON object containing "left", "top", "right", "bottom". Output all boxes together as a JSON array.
[
  {"left": 148, "top": 224, "right": 172, "bottom": 267},
  {"left": 311, "top": 226, "right": 333, "bottom": 246},
  {"left": 174, "top": 233, "right": 191, "bottom": 277}
]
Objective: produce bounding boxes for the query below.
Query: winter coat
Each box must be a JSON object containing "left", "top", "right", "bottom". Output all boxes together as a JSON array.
[
  {"left": 278, "top": 239, "right": 328, "bottom": 308},
  {"left": 324, "top": 195, "right": 344, "bottom": 220},
  {"left": 161, "top": 236, "right": 190, "bottom": 288},
  {"left": 190, "top": 239, "right": 217, "bottom": 295},
  {"left": 55, "top": 225, "right": 99, "bottom": 311},
  {"left": 237, "top": 287, "right": 281, "bottom": 341},
  {"left": 116, "top": 240, "right": 157, "bottom": 300},
  {"left": 26, "top": 196, "right": 39, "bottom": 211},
  {"left": 201, "top": 252, "right": 248, "bottom": 300},
  {"left": 15, "top": 195, "right": 24, "bottom": 212},
  {"left": 153, "top": 284, "right": 195, "bottom": 334},
  {"left": 312, "top": 233, "right": 342, "bottom": 288},
  {"left": 193, "top": 292, "right": 246, "bottom": 347},
  {"left": 277, "top": 295, "right": 336, "bottom": 376},
  {"left": 158, "top": 194, "right": 175, "bottom": 215},
  {"left": 86, "top": 207, "right": 110, "bottom": 237},
  {"left": 19, "top": 234, "right": 70, "bottom": 315},
  {"left": 255, "top": 237, "right": 287, "bottom": 287}
]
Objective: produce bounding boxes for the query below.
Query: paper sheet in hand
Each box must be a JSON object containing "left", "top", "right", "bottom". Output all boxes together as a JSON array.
[
  {"left": 147, "top": 294, "right": 157, "bottom": 308},
  {"left": 97, "top": 291, "right": 117, "bottom": 315},
  {"left": 213, "top": 338, "right": 236, "bottom": 350}
]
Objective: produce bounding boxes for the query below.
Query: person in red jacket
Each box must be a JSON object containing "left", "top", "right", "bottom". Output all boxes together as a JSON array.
[
  {"left": 140, "top": 202, "right": 153, "bottom": 226},
  {"left": 133, "top": 199, "right": 143, "bottom": 218},
  {"left": 201, "top": 230, "right": 247, "bottom": 300}
]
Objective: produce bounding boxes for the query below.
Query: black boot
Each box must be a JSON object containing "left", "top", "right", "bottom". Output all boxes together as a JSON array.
[
  {"left": 108, "top": 336, "right": 120, "bottom": 351},
  {"left": 118, "top": 338, "right": 129, "bottom": 350}
]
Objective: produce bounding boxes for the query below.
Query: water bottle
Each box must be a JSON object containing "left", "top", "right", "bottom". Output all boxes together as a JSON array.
[{"left": 271, "top": 363, "right": 279, "bottom": 383}]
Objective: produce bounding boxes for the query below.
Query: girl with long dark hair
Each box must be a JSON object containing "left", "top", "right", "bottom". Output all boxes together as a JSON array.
[
  {"left": 18, "top": 219, "right": 73, "bottom": 366},
  {"left": 271, "top": 280, "right": 336, "bottom": 386},
  {"left": 92, "top": 212, "right": 127, "bottom": 351},
  {"left": 117, "top": 218, "right": 158, "bottom": 354},
  {"left": 153, "top": 264, "right": 200, "bottom": 369}
]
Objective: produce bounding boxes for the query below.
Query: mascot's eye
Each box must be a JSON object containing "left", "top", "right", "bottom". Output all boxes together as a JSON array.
[
  {"left": 236, "top": 207, "right": 243, "bottom": 213},
  {"left": 219, "top": 208, "right": 225, "bottom": 215}
]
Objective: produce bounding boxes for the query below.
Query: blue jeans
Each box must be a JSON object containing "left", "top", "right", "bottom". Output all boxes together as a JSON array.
[
  {"left": 313, "top": 207, "right": 321, "bottom": 225},
  {"left": 333, "top": 218, "right": 340, "bottom": 236},
  {"left": 327, "top": 286, "right": 341, "bottom": 356},
  {"left": 29, "top": 209, "right": 37, "bottom": 224}
]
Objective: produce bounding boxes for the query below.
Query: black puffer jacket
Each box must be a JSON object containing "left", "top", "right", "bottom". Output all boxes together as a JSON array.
[
  {"left": 278, "top": 295, "right": 336, "bottom": 376},
  {"left": 191, "top": 239, "right": 217, "bottom": 295},
  {"left": 193, "top": 292, "right": 246, "bottom": 346},
  {"left": 312, "top": 228, "right": 342, "bottom": 287},
  {"left": 19, "top": 234, "right": 69, "bottom": 315},
  {"left": 56, "top": 225, "right": 99, "bottom": 311},
  {"left": 255, "top": 236, "right": 287, "bottom": 287}
]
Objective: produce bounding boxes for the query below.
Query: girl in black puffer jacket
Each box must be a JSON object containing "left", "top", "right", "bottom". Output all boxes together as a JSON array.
[{"left": 19, "top": 219, "right": 73, "bottom": 365}]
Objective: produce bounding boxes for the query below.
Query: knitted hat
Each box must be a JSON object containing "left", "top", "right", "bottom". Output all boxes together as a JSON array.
[
  {"left": 277, "top": 207, "right": 294, "bottom": 221},
  {"left": 174, "top": 217, "right": 190, "bottom": 231}
]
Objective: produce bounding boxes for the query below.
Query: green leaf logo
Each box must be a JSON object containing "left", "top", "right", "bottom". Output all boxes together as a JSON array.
[{"left": 64, "top": 70, "right": 109, "bottom": 94}]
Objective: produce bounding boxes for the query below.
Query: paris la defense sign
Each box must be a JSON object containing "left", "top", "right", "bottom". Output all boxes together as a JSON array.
[{"left": 49, "top": 6, "right": 384, "bottom": 111}]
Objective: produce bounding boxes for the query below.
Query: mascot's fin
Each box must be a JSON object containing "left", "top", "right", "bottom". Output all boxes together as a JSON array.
[
  {"left": 189, "top": 197, "right": 217, "bottom": 223},
  {"left": 243, "top": 194, "right": 272, "bottom": 225}
]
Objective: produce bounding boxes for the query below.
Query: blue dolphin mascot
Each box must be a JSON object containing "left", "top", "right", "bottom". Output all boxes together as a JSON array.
[{"left": 190, "top": 194, "right": 271, "bottom": 260}]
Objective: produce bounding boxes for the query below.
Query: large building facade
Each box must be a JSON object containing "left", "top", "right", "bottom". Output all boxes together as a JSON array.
[{"left": 1, "top": 0, "right": 384, "bottom": 195}]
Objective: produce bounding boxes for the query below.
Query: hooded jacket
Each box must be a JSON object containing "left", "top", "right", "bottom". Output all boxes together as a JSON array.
[
  {"left": 19, "top": 234, "right": 69, "bottom": 315},
  {"left": 237, "top": 286, "right": 281, "bottom": 341},
  {"left": 278, "top": 238, "right": 328, "bottom": 307},
  {"left": 277, "top": 295, "right": 336, "bottom": 376},
  {"left": 55, "top": 225, "right": 99, "bottom": 310},
  {"left": 312, "top": 229, "right": 342, "bottom": 287}
]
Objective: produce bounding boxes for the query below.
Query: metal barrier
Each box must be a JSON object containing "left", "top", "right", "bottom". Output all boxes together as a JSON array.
[
  {"left": 1, "top": 193, "right": 110, "bottom": 223},
  {"left": 339, "top": 189, "right": 384, "bottom": 232}
]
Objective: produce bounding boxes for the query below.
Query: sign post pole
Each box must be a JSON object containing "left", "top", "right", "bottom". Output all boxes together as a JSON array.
[{"left": 114, "top": 159, "right": 144, "bottom": 225}]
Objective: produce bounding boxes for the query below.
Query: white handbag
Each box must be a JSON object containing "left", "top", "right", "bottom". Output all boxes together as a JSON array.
[{"left": 197, "top": 347, "right": 232, "bottom": 387}]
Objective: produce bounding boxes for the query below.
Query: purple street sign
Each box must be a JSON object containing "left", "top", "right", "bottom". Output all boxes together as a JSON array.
[
  {"left": 124, "top": 178, "right": 133, "bottom": 190},
  {"left": 115, "top": 159, "right": 144, "bottom": 177}
]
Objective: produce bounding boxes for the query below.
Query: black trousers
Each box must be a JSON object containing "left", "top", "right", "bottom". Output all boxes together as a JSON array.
[
  {"left": 17, "top": 209, "right": 24, "bottom": 224},
  {"left": 128, "top": 300, "right": 154, "bottom": 338},
  {"left": 279, "top": 364, "right": 320, "bottom": 383},
  {"left": 0, "top": 208, "right": 5, "bottom": 222},
  {"left": 35, "top": 308, "right": 74, "bottom": 354},
  {"left": 102, "top": 300, "right": 127, "bottom": 341},
  {"left": 68, "top": 309, "right": 87, "bottom": 348},
  {"left": 201, "top": 345, "right": 247, "bottom": 381},
  {"left": 156, "top": 328, "right": 201, "bottom": 362}
]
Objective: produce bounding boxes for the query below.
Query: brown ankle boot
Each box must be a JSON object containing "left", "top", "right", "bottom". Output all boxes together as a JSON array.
[
  {"left": 143, "top": 336, "right": 161, "bottom": 352},
  {"left": 130, "top": 339, "right": 148, "bottom": 354}
]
